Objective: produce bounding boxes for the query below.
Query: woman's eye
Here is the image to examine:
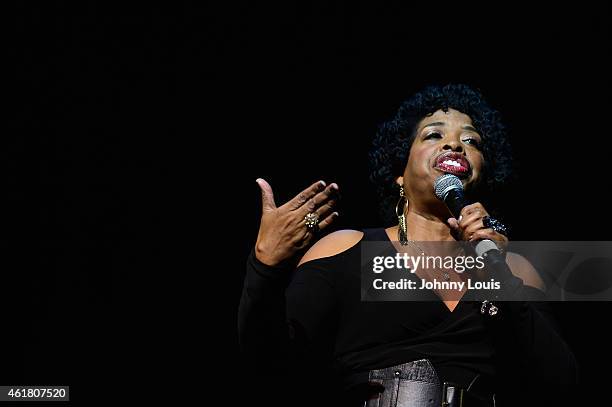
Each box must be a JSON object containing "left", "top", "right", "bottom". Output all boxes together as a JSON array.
[
  {"left": 425, "top": 132, "right": 442, "bottom": 139},
  {"left": 464, "top": 138, "right": 481, "bottom": 147}
]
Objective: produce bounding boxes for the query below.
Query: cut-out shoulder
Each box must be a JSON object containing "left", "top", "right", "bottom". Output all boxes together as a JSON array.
[
  {"left": 298, "top": 229, "right": 364, "bottom": 267},
  {"left": 506, "top": 252, "right": 546, "bottom": 291}
]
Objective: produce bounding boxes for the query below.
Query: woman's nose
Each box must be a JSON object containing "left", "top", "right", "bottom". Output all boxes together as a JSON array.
[{"left": 443, "top": 139, "right": 464, "bottom": 152}]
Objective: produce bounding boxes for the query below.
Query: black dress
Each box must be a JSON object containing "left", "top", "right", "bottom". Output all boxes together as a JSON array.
[{"left": 238, "top": 228, "right": 577, "bottom": 406}]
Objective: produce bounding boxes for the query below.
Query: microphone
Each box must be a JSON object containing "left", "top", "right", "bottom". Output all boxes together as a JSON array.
[
  {"left": 433, "top": 174, "right": 500, "bottom": 257},
  {"left": 433, "top": 174, "right": 470, "bottom": 220},
  {"left": 434, "top": 174, "right": 521, "bottom": 302}
]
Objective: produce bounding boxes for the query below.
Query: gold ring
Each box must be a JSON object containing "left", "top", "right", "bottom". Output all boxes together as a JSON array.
[{"left": 304, "top": 212, "right": 320, "bottom": 231}]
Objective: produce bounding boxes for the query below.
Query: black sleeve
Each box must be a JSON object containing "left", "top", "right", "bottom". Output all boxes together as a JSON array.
[
  {"left": 237, "top": 249, "right": 338, "bottom": 371},
  {"left": 485, "top": 271, "right": 578, "bottom": 403}
]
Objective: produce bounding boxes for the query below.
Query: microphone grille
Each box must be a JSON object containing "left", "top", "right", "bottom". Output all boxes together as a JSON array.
[{"left": 434, "top": 174, "right": 463, "bottom": 201}]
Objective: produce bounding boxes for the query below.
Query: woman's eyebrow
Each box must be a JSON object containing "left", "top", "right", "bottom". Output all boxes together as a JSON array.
[
  {"left": 422, "top": 121, "right": 446, "bottom": 129},
  {"left": 421, "top": 122, "right": 479, "bottom": 133}
]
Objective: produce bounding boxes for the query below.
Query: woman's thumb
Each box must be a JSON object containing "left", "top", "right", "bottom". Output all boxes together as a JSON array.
[
  {"left": 447, "top": 217, "right": 460, "bottom": 231},
  {"left": 256, "top": 178, "right": 276, "bottom": 212}
]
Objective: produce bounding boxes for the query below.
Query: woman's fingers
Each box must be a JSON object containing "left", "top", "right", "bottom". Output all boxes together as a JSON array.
[
  {"left": 317, "top": 211, "right": 339, "bottom": 231},
  {"left": 458, "top": 209, "right": 487, "bottom": 229},
  {"left": 462, "top": 218, "right": 486, "bottom": 238},
  {"left": 298, "top": 183, "right": 339, "bottom": 216},
  {"left": 315, "top": 199, "right": 336, "bottom": 220},
  {"left": 447, "top": 217, "right": 461, "bottom": 239},
  {"left": 453, "top": 204, "right": 509, "bottom": 242},
  {"left": 292, "top": 211, "right": 339, "bottom": 249},
  {"left": 295, "top": 184, "right": 340, "bottom": 233},
  {"left": 450, "top": 203, "right": 508, "bottom": 250},
  {"left": 284, "top": 180, "right": 327, "bottom": 211},
  {"left": 469, "top": 229, "right": 508, "bottom": 249},
  {"left": 469, "top": 229, "right": 495, "bottom": 241},
  {"left": 460, "top": 203, "right": 486, "bottom": 217},
  {"left": 447, "top": 217, "right": 460, "bottom": 231}
]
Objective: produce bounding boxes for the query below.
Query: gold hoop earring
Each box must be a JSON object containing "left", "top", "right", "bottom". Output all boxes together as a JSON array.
[{"left": 396, "top": 186, "right": 408, "bottom": 245}]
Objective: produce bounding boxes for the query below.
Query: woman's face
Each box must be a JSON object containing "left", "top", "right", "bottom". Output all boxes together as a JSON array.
[{"left": 399, "top": 108, "right": 484, "bottom": 206}]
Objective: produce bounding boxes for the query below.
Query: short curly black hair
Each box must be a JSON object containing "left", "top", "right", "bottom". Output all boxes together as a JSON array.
[{"left": 369, "top": 84, "right": 513, "bottom": 225}]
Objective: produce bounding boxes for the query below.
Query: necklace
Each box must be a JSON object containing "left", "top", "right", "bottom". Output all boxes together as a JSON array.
[{"left": 398, "top": 227, "right": 451, "bottom": 281}]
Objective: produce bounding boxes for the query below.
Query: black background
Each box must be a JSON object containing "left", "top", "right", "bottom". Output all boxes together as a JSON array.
[{"left": 9, "top": 1, "right": 610, "bottom": 404}]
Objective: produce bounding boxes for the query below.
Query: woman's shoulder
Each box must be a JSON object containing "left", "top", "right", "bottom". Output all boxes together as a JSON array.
[
  {"left": 505, "top": 251, "right": 546, "bottom": 291},
  {"left": 297, "top": 229, "right": 364, "bottom": 267}
]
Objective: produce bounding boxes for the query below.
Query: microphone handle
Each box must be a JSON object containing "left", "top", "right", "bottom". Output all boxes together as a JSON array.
[
  {"left": 445, "top": 188, "right": 471, "bottom": 218},
  {"left": 442, "top": 183, "right": 529, "bottom": 301}
]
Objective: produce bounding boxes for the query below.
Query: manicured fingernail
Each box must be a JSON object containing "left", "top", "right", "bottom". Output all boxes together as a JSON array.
[
  {"left": 333, "top": 212, "right": 339, "bottom": 217},
  {"left": 331, "top": 183, "right": 339, "bottom": 190},
  {"left": 255, "top": 178, "right": 262, "bottom": 184},
  {"left": 319, "top": 180, "right": 326, "bottom": 187}
]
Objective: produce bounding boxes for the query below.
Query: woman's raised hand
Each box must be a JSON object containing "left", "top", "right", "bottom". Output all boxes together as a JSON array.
[{"left": 254, "top": 178, "right": 339, "bottom": 267}]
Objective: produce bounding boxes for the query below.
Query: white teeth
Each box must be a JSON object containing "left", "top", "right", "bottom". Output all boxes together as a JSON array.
[{"left": 442, "top": 159, "right": 462, "bottom": 167}]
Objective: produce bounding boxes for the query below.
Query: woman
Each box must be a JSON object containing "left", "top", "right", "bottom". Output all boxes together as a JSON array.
[{"left": 239, "top": 84, "right": 577, "bottom": 406}]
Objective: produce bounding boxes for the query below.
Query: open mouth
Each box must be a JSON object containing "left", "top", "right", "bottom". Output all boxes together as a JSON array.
[{"left": 433, "top": 151, "right": 471, "bottom": 177}]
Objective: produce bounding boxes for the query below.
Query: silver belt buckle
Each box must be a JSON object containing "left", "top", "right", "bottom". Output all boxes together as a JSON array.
[{"left": 441, "top": 382, "right": 464, "bottom": 407}]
